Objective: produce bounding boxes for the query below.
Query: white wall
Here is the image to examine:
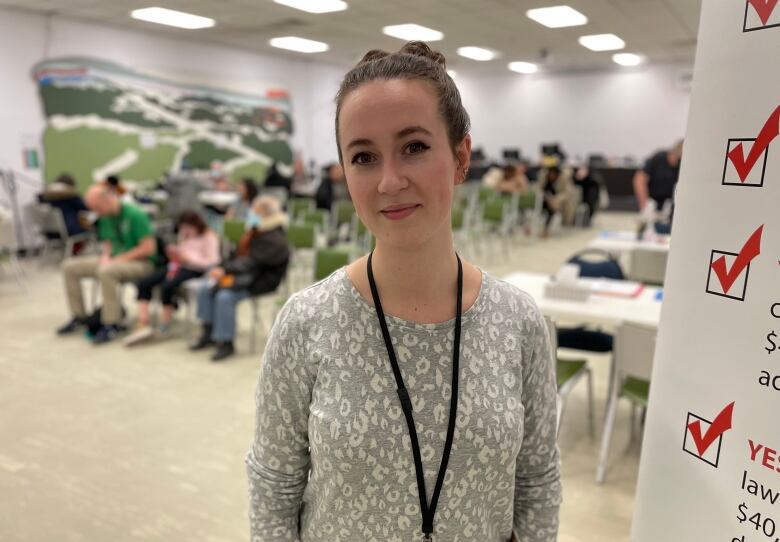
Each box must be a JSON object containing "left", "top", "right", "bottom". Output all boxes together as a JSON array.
[{"left": 455, "top": 64, "right": 692, "bottom": 164}]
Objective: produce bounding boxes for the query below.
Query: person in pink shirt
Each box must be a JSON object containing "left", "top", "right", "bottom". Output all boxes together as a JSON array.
[{"left": 124, "top": 210, "right": 220, "bottom": 346}]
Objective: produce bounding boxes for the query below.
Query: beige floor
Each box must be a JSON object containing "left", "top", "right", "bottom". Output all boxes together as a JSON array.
[{"left": 0, "top": 212, "right": 643, "bottom": 542}]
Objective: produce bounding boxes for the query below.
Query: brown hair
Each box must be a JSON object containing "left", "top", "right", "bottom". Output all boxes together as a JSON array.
[
  {"left": 177, "top": 209, "right": 208, "bottom": 234},
  {"left": 334, "top": 41, "right": 470, "bottom": 163}
]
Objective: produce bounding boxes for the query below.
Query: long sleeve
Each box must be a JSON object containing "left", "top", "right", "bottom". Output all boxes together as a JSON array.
[
  {"left": 246, "top": 297, "right": 314, "bottom": 541},
  {"left": 224, "top": 231, "right": 289, "bottom": 275},
  {"left": 513, "top": 305, "right": 562, "bottom": 541},
  {"left": 179, "top": 231, "right": 220, "bottom": 270}
]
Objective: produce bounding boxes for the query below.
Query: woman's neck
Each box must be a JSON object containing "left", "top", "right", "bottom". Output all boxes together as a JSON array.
[{"left": 371, "top": 236, "right": 459, "bottom": 306}]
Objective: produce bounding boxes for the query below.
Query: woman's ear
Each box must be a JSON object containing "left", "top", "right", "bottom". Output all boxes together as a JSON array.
[{"left": 454, "top": 134, "right": 472, "bottom": 185}]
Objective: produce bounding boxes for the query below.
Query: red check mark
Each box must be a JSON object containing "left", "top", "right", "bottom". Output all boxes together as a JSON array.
[
  {"left": 748, "top": 0, "right": 780, "bottom": 25},
  {"left": 687, "top": 402, "right": 735, "bottom": 456},
  {"left": 710, "top": 225, "right": 763, "bottom": 293},
  {"left": 728, "top": 106, "right": 780, "bottom": 182}
]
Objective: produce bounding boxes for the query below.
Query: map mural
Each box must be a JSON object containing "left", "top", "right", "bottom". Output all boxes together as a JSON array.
[{"left": 33, "top": 57, "right": 293, "bottom": 191}]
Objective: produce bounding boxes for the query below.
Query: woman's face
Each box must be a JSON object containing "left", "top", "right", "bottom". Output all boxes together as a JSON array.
[
  {"left": 338, "top": 79, "right": 470, "bottom": 251},
  {"left": 179, "top": 223, "right": 198, "bottom": 238}
]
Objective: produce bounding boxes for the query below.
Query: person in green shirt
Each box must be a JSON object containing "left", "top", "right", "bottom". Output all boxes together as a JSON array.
[{"left": 57, "top": 183, "right": 157, "bottom": 343}]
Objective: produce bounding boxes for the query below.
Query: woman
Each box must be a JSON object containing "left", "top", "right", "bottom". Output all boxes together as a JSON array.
[
  {"left": 497, "top": 163, "right": 530, "bottom": 195},
  {"left": 246, "top": 42, "right": 561, "bottom": 541},
  {"left": 190, "top": 195, "right": 289, "bottom": 361},
  {"left": 225, "top": 177, "right": 259, "bottom": 221},
  {"left": 124, "top": 210, "right": 220, "bottom": 346},
  {"left": 538, "top": 164, "right": 575, "bottom": 236}
]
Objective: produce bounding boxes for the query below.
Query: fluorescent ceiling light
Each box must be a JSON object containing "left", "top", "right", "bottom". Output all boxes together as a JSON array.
[
  {"left": 130, "top": 7, "right": 215, "bottom": 29},
  {"left": 383, "top": 24, "right": 443, "bottom": 42},
  {"left": 508, "top": 61, "right": 538, "bottom": 74},
  {"left": 613, "top": 53, "right": 644, "bottom": 66},
  {"left": 457, "top": 47, "right": 496, "bottom": 62},
  {"left": 578, "top": 33, "right": 625, "bottom": 51},
  {"left": 447, "top": 69, "right": 457, "bottom": 78},
  {"left": 270, "top": 36, "right": 329, "bottom": 53},
  {"left": 273, "top": 0, "right": 347, "bottom": 14},
  {"left": 526, "top": 5, "right": 587, "bottom": 28}
]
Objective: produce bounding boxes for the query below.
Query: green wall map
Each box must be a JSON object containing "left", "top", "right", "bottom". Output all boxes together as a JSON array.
[{"left": 34, "top": 57, "right": 293, "bottom": 192}]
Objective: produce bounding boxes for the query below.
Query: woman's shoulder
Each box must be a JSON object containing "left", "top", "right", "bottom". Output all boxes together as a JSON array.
[
  {"left": 480, "top": 271, "right": 545, "bottom": 325},
  {"left": 275, "top": 268, "right": 353, "bottom": 327}
]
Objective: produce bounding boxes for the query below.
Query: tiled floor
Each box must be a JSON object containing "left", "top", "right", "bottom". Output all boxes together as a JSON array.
[{"left": 0, "top": 212, "right": 642, "bottom": 542}]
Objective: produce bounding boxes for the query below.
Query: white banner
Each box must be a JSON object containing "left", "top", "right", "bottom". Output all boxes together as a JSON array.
[{"left": 632, "top": 2, "right": 780, "bottom": 541}]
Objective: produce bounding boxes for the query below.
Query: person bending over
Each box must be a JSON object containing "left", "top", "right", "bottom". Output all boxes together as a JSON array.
[{"left": 57, "top": 184, "right": 157, "bottom": 343}]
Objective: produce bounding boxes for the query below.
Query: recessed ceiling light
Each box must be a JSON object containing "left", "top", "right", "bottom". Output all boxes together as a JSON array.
[
  {"left": 457, "top": 47, "right": 496, "bottom": 62},
  {"left": 526, "top": 5, "right": 587, "bottom": 28},
  {"left": 130, "top": 7, "right": 215, "bottom": 29},
  {"left": 382, "top": 24, "right": 443, "bottom": 42},
  {"left": 578, "top": 33, "right": 625, "bottom": 51},
  {"left": 273, "top": 0, "right": 347, "bottom": 14},
  {"left": 508, "top": 61, "right": 538, "bottom": 74},
  {"left": 613, "top": 53, "right": 644, "bottom": 66},
  {"left": 447, "top": 69, "right": 457, "bottom": 78},
  {"left": 269, "top": 36, "right": 329, "bottom": 53}
]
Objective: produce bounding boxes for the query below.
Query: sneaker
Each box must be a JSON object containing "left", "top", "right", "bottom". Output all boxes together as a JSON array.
[
  {"left": 57, "top": 317, "right": 86, "bottom": 335},
  {"left": 210, "top": 341, "right": 235, "bottom": 362},
  {"left": 92, "top": 324, "right": 122, "bottom": 345},
  {"left": 123, "top": 326, "right": 154, "bottom": 347}
]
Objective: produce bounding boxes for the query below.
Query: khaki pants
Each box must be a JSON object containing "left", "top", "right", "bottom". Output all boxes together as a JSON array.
[{"left": 63, "top": 255, "right": 154, "bottom": 325}]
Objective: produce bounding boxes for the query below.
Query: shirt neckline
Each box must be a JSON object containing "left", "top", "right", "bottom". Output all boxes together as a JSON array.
[{"left": 339, "top": 265, "right": 488, "bottom": 332}]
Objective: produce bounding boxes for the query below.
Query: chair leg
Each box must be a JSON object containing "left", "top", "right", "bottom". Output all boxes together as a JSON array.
[
  {"left": 555, "top": 395, "right": 564, "bottom": 436},
  {"left": 586, "top": 367, "right": 595, "bottom": 439},
  {"left": 249, "top": 299, "right": 260, "bottom": 354},
  {"left": 630, "top": 404, "right": 637, "bottom": 442},
  {"left": 596, "top": 386, "right": 620, "bottom": 484}
]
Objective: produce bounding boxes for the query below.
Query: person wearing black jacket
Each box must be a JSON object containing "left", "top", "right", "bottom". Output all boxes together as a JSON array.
[{"left": 190, "top": 195, "right": 290, "bottom": 361}]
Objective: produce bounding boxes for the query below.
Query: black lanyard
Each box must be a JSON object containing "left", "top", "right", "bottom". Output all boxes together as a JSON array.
[{"left": 366, "top": 251, "right": 463, "bottom": 542}]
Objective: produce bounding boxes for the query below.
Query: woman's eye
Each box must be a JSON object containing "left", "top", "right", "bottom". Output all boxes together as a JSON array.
[
  {"left": 351, "top": 152, "right": 374, "bottom": 165},
  {"left": 405, "top": 141, "right": 430, "bottom": 155}
]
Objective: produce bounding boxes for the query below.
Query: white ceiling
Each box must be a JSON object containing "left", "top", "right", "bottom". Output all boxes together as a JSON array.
[{"left": 0, "top": 0, "right": 701, "bottom": 74}]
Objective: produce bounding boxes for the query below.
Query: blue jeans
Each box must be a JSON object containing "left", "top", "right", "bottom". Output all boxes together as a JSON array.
[{"left": 196, "top": 284, "right": 250, "bottom": 342}]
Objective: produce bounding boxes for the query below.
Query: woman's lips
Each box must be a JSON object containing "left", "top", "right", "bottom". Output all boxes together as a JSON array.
[{"left": 381, "top": 205, "right": 420, "bottom": 220}]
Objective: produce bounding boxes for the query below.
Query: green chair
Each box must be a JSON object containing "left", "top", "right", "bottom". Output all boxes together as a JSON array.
[
  {"left": 315, "top": 248, "right": 350, "bottom": 281},
  {"left": 596, "top": 322, "right": 655, "bottom": 484},
  {"left": 222, "top": 219, "right": 245, "bottom": 246},
  {"left": 288, "top": 223, "right": 316, "bottom": 249},
  {"left": 518, "top": 191, "right": 537, "bottom": 211},
  {"left": 333, "top": 200, "right": 356, "bottom": 226},
  {"left": 451, "top": 205, "right": 465, "bottom": 230},
  {"left": 482, "top": 199, "right": 506, "bottom": 226},
  {"left": 290, "top": 198, "right": 314, "bottom": 219},
  {"left": 544, "top": 316, "right": 595, "bottom": 439},
  {"left": 478, "top": 186, "right": 497, "bottom": 204},
  {"left": 301, "top": 209, "right": 330, "bottom": 232}
]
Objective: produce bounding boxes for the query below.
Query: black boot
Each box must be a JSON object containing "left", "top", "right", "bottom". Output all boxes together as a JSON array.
[
  {"left": 210, "top": 341, "right": 235, "bottom": 362},
  {"left": 189, "top": 323, "right": 215, "bottom": 350}
]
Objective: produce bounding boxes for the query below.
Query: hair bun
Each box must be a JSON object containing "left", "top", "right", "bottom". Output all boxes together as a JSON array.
[
  {"left": 358, "top": 49, "right": 390, "bottom": 64},
  {"left": 399, "top": 41, "right": 446, "bottom": 68}
]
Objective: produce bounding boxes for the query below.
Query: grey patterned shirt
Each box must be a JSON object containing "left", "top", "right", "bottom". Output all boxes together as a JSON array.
[{"left": 246, "top": 267, "right": 561, "bottom": 541}]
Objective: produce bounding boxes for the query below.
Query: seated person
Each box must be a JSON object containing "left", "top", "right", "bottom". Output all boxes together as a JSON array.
[
  {"left": 264, "top": 161, "right": 292, "bottom": 194},
  {"left": 573, "top": 166, "right": 603, "bottom": 227},
  {"left": 315, "top": 163, "right": 350, "bottom": 210},
  {"left": 124, "top": 210, "right": 221, "bottom": 346},
  {"left": 190, "top": 196, "right": 290, "bottom": 361},
  {"left": 496, "top": 163, "right": 529, "bottom": 195},
  {"left": 538, "top": 164, "right": 575, "bottom": 236},
  {"left": 38, "top": 173, "right": 88, "bottom": 238},
  {"left": 57, "top": 185, "right": 157, "bottom": 343},
  {"left": 225, "top": 177, "right": 259, "bottom": 221}
]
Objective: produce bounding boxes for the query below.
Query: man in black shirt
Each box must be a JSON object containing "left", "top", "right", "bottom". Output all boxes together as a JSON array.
[{"left": 633, "top": 139, "right": 683, "bottom": 212}]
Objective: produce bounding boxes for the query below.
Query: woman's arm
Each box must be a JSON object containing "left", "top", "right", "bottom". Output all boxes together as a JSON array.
[
  {"left": 513, "top": 306, "right": 562, "bottom": 541},
  {"left": 246, "top": 299, "right": 313, "bottom": 541}
]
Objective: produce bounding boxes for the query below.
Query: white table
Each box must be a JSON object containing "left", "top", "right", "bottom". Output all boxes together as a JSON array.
[
  {"left": 198, "top": 190, "right": 239, "bottom": 209},
  {"left": 588, "top": 230, "right": 670, "bottom": 256},
  {"left": 502, "top": 271, "right": 663, "bottom": 328}
]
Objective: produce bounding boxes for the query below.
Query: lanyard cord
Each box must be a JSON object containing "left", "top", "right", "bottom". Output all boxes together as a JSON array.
[{"left": 366, "top": 251, "right": 463, "bottom": 539}]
